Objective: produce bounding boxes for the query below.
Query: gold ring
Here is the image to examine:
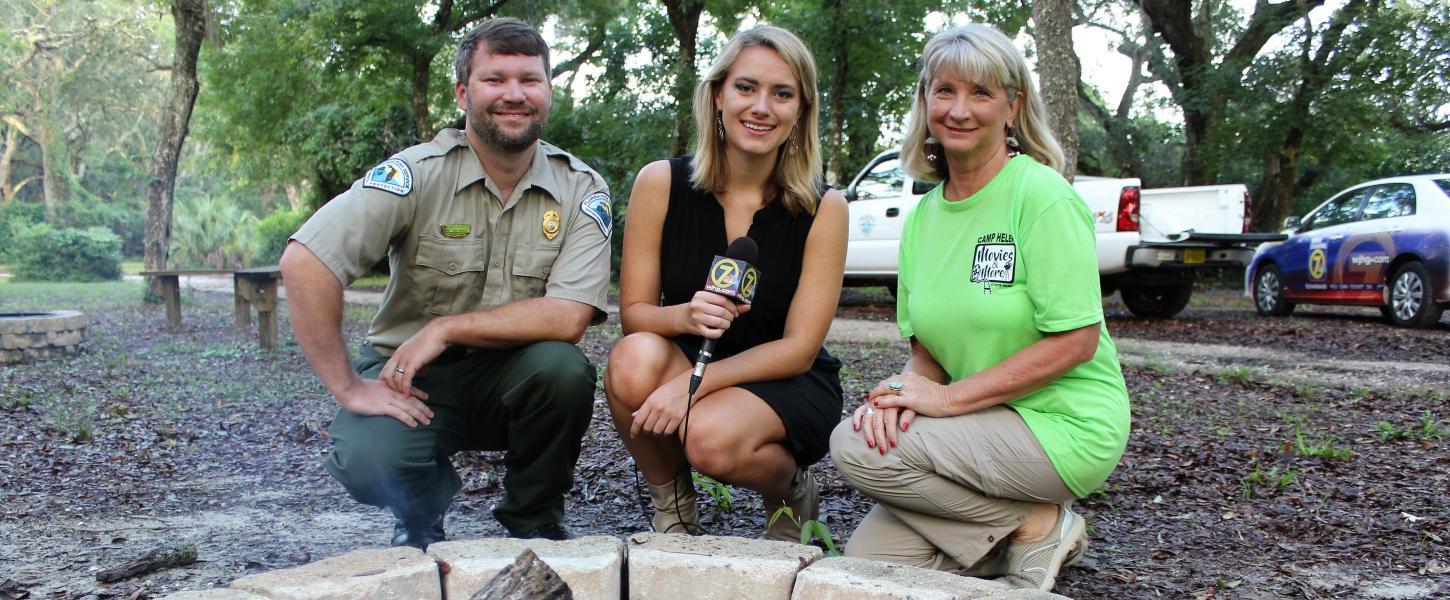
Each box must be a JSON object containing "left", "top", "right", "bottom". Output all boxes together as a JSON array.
[{"left": 888, "top": 381, "right": 904, "bottom": 392}]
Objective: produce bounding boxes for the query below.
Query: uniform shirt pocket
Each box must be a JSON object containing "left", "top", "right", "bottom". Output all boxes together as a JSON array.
[
  {"left": 415, "top": 236, "right": 487, "bottom": 315},
  {"left": 511, "top": 243, "right": 560, "bottom": 300}
]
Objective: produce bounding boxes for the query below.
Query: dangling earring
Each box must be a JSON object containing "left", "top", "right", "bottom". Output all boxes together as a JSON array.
[
  {"left": 715, "top": 112, "right": 725, "bottom": 142},
  {"left": 1006, "top": 126, "right": 1021, "bottom": 152},
  {"left": 786, "top": 132, "right": 798, "bottom": 156},
  {"left": 924, "top": 136, "right": 938, "bottom": 162}
]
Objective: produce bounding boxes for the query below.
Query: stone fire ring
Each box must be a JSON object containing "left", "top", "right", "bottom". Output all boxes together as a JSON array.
[
  {"left": 157, "top": 534, "right": 1069, "bottom": 599},
  {"left": 0, "top": 310, "right": 88, "bottom": 364}
]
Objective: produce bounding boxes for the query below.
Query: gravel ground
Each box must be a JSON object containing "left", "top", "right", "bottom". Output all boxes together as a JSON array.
[{"left": 1, "top": 281, "right": 1446, "bottom": 599}]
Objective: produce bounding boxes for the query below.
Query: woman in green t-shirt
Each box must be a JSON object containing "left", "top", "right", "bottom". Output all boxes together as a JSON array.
[{"left": 828, "top": 24, "right": 1130, "bottom": 593}]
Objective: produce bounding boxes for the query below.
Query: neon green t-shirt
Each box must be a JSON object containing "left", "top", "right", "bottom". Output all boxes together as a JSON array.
[{"left": 897, "top": 155, "right": 1130, "bottom": 496}]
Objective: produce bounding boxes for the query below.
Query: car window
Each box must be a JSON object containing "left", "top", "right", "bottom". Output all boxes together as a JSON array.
[
  {"left": 1435, "top": 179, "right": 1450, "bottom": 197},
  {"left": 853, "top": 158, "right": 904, "bottom": 200},
  {"left": 1359, "top": 183, "right": 1416, "bottom": 220},
  {"left": 1302, "top": 187, "right": 1371, "bottom": 230}
]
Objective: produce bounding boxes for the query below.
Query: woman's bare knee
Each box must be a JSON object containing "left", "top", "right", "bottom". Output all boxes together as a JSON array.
[
  {"left": 606, "top": 333, "right": 675, "bottom": 408},
  {"left": 682, "top": 428, "right": 726, "bottom": 476}
]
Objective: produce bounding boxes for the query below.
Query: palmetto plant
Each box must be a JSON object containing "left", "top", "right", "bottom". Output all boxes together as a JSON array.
[{"left": 169, "top": 194, "right": 259, "bottom": 269}]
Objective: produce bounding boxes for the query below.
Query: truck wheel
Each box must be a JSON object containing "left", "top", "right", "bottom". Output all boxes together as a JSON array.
[
  {"left": 1253, "top": 264, "right": 1295, "bottom": 317},
  {"left": 1385, "top": 262, "right": 1444, "bottom": 328},
  {"left": 1120, "top": 283, "right": 1193, "bottom": 318}
]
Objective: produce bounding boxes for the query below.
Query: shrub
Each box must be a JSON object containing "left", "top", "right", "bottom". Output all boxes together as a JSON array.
[
  {"left": 0, "top": 201, "right": 46, "bottom": 262},
  {"left": 11, "top": 224, "right": 123, "bottom": 282},
  {"left": 253, "top": 207, "right": 311, "bottom": 265}
]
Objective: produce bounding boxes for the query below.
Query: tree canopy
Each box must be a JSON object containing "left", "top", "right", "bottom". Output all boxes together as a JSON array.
[{"left": 1, "top": 0, "right": 1445, "bottom": 269}]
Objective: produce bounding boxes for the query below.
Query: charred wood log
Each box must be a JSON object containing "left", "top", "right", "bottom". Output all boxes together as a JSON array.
[
  {"left": 469, "top": 548, "right": 571, "bottom": 600},
  {"left": 96, "top": 544, "right": 198, "bottom": 583}
]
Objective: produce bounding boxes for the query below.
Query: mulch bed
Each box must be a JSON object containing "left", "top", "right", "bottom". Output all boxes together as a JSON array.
[{"left": 1, "top": 282, "right": 1446, "bottom": 599}]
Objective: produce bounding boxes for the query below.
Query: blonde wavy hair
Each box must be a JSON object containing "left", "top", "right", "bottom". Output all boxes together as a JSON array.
[
  {"left": 901, "top": 23, "right": 1065, "bottom": 182},
  {"left": 690, "top": 25, "right": 822, "bottom": 215}
]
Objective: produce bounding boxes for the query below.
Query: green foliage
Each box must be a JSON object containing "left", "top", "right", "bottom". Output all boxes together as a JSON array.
[
  {"left": 1292, "top": 427, "right": 1352, "bottom": 460},
  {"left": 692, "top": 473, "right": 734, "bottom": 512},
  {"left": 1239, "top": 463, "right": 1297, "bottom": 499},
  {"left": 767, "top": 505, "right": 841, "bottom": 556},
  {"left": 253, "top": 207, "right": 311, "bottom": 266},
  {"left": 1217, "top": 366, "right": 1253, "bottom": 386},
  {"left": 1376, "top": 413, "right": 1448, "bottom": 443},
  {"left": 1, "top": 0, "right": 169, "bottom": 242},
  {"left": 169, "top": 194, "right": 259, "bottom": 269},
  {"left": 38, "top": 390, "right": 97, "bottom": 443},
  {"left": 0, "top": 200, "right": 45, "bottom": 262},
  {"left": 11, "top": 223, "right": 122, "bottom": 282}
]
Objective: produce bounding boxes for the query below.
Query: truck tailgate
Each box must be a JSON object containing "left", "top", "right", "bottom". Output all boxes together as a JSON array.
[{"left": 1140, "top": 185, "right": 1248, "bottom": 239}]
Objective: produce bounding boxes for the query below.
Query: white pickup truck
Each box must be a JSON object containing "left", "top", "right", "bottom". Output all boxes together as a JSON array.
[{"left": 842, "top": 150, "right": 1286, "bottom": 318}]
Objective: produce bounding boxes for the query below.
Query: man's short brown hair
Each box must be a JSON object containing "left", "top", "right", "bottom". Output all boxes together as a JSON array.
[{"left": 454, "top": 17, "right": 551, "bottom": 83}]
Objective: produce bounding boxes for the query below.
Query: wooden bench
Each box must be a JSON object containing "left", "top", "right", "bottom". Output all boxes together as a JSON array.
[
  {"left": 233, "top": 266, "right": 283, "bottom": 349},
  {"left": 140, "top": 267, "right": 284, "bottom": 349}
]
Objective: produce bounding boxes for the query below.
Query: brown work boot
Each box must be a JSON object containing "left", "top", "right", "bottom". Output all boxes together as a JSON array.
[
  {"left": 648, "top": 472, "right": 701, "bottom": 535},
  {"left": 762, "top": 468, "right": 819, "bottom": 542}
]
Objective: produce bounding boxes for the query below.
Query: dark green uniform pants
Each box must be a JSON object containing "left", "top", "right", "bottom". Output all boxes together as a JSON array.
[{"left": 324, "top": 341, "right": 595, "bottom": 534}]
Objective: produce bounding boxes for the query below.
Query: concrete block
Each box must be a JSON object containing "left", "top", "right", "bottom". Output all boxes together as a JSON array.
[
  {"left": 157, "top": 590, "right": 269, "bottom": 600},
  {"left": 790, "top": 557, "right": 1070, "bottom": 600},
  {"left": 430, "top": 535, "right": 624, "bottom": 600},
  {"left": 229, "top": 547, "right": 439, "bottom": 600},
  {"left": 49, "top": 330, "right": 83, "bottom": 347},
  {"left": 0, "top": 319, "right": 27, "bottom": 335},
  {"left": 627, "top": 532, "right": 822, "bottom": 600},
  {"left": 1, "top": 334, "right": 25, "bottom": 350}
]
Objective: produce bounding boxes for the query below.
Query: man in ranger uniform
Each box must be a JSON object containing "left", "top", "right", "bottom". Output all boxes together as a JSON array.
[{"left": 280, "top": 17, "right": 611, "bottom": 548}]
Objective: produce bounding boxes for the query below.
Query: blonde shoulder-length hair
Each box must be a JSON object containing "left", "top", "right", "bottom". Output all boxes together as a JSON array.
[
  {"left": 690, "top": 25, "right": 823, "bottom": 216},
  {"left": 901, "top": 23, "right": 1065, "bottom": 182}
]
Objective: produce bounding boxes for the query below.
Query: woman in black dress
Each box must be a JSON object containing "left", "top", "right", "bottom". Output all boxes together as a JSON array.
[{"left": 605, "top": 25, "right": 847, "bottom": 541}]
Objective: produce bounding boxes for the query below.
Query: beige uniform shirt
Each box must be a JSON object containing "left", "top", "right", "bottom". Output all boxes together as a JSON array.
[{"left": 292, "top": 129, "right": 612, "bottom": 353}]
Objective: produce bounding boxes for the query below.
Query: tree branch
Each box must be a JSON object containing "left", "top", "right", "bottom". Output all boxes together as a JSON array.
[
  {"left": 1225, "top": 0, "right": 1327, "bottom": 65},
  {"left": 449, "top": 0, "right": 510, "bottom": 33},
  {"left": 552, "top": 24, "right": 606, "bottom": 79}
]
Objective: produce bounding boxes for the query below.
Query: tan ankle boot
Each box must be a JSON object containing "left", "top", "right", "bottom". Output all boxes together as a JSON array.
[
  {"left": 762, "top": 468, "right": 818, "bottom": 542},
  {"left": 648, "top": 472, "right": 701, "bottom": 535}
]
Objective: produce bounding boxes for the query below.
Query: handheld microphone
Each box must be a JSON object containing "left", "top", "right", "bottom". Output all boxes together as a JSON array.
[{"left": 688, "top": 237, "right": 759, "bottom": 396}]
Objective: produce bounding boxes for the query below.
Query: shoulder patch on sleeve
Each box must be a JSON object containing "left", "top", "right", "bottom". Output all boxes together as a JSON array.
[
  {"left": 581, "top": 192, "right": 612, "bottom": 237},
  {"left": 362, "top": 158, "right": 413, "bottom": 196}
]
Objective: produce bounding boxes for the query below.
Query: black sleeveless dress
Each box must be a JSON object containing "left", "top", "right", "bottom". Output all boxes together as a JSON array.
[{"left": 659, "top": 157, "right": 844, "bottom": 466}]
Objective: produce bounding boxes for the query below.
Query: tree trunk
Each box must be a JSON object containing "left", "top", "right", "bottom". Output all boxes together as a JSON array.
[
  {"left": 143, "top": 0, "right": 207, "bottom": 300},
  {"left": 663, "top": 0, "right": 704, "bottom": 157},
  {"left": 37, "top": 121, "right": 66, "bottom": 222},
  {"left": 823, "top": 0, "right": 847, "bottom": 183},
  {"left": 1032, "top": 0, "right": 1079, "bottom": 179},
  {"left": 1, "top": 125, "right": 16, "bottom": 202},
  {"left": 411, "top": 52, "right": 432, "bottom": 140}
]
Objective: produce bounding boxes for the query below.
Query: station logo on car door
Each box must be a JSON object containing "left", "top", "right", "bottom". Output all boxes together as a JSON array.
[{"left": 1309, "top": 239, "right": 1328, "bottom": 281}]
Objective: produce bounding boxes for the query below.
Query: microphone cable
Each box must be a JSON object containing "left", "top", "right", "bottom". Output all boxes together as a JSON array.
[{"left": 671, "top": 386, "right": 699, "bottom": 535}]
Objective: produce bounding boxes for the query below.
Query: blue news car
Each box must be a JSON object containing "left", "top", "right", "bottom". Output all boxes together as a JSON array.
[{"left": 1247, "top": 174, "right": 1450, "bottom": 328}]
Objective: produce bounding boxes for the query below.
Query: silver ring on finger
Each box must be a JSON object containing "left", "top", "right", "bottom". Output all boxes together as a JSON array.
[
  {"left": 396, "top": 367, "right": 406, "bottom": 374},
  {"left": 865, "top": 406, "right": 876, "bottom": 416}
]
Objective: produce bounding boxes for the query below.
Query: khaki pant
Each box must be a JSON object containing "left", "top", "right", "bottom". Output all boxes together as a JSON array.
[{"left": 829, "top": 405, "right": 1074, "bottom": 573}]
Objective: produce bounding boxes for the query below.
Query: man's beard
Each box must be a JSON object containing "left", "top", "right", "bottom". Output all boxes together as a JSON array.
[{"left": 468, "top": 100, "right": 546, "bottom": 154}]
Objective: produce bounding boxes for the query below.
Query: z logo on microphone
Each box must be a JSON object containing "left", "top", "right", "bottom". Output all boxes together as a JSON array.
[{"left": 710, "top": 259, "right": 741, "bottom": 289}]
